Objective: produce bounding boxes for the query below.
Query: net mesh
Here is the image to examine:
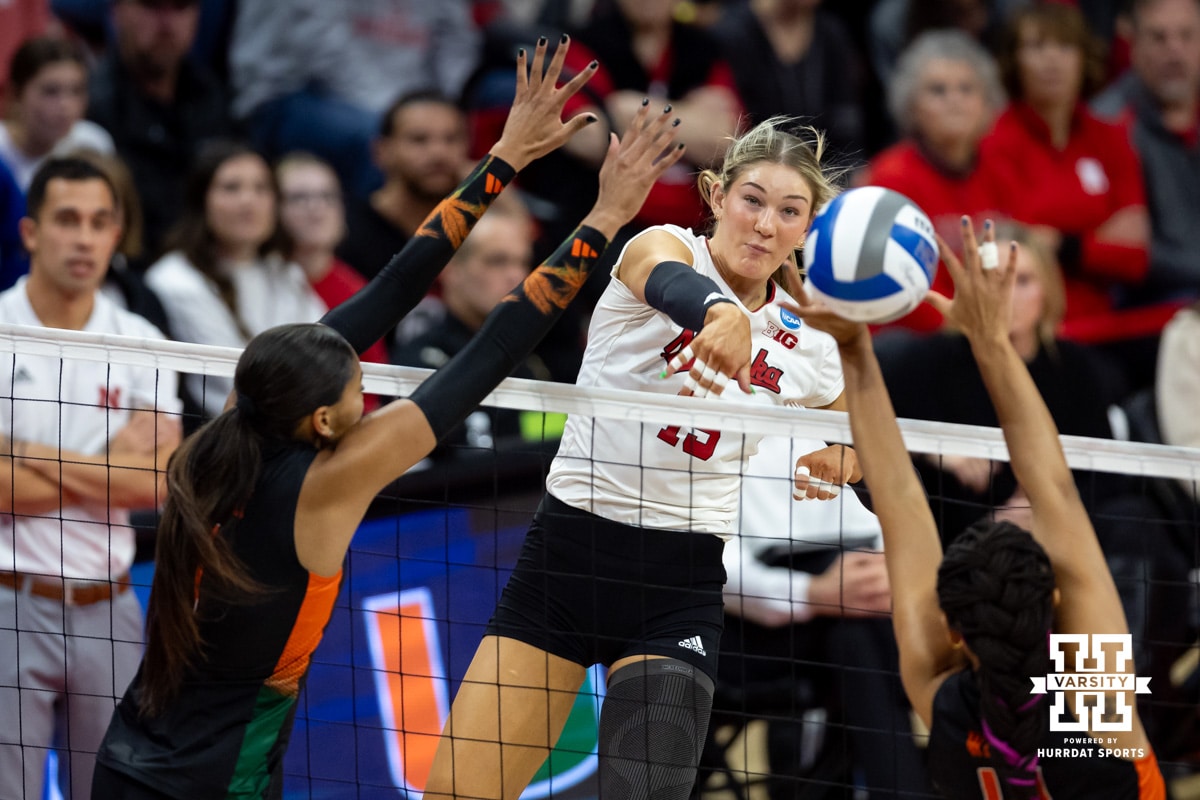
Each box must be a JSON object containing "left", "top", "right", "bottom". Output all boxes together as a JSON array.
[{"left": 1, "top": 322, "right": 1197, "bottom": 799}]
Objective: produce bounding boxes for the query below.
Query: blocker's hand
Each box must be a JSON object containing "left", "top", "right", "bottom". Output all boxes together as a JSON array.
[{"left": 489, "top": 35, "right": 601, "bottom": 171}]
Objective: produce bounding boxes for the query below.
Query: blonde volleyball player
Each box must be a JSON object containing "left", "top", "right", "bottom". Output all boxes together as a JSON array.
[
  {"left": 424, "top": 118, "right": 861, "bottom": 800},
  {"left": 795, "top": 219, "right": 1165, "bottom": 799},
  {"left": 92, "top": 41, "right": 688, "bottom": 799}
]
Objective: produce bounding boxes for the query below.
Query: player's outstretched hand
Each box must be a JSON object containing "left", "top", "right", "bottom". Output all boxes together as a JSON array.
[
  {"left": 489, "top": 36, "right": 600, "bottom": 171},
  {"left": 926, "top": 217, "right": 1017, "bottom": 345},
  {"left": 587, "top": 101, "right": 686, "bottom": 233}
]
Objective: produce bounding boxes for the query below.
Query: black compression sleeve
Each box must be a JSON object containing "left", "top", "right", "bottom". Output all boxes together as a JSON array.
[
  {"left": 643, "top": 260, "right": 735, "bottom": 332},
  {"left": 411, "top": 225, "right": 609, "bottom": 441},
  {"left": 319, "top": 155, "right": 517, "bottom": 354}
]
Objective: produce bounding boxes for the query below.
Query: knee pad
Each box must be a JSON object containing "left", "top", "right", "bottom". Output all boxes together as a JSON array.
[{"left": 597, "top": 658, "right": 715, "bottom": 800}]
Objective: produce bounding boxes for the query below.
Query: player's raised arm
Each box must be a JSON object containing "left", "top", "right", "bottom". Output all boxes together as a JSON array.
[
  {"left": 794, "top": 294, "right": 962, "bottom": 726},
  {"left": 319, "top": 37, "right": 600, "bottom": 354},
  {"left": 926, "top": 220, "right": 1127, "bottom": 641}
]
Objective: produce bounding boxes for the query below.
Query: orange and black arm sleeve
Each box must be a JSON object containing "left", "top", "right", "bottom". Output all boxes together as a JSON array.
[
  {"left": 411, "top": 225, "right": 608, "bottom": 441},
  {"left": 319, "top": 155, "right": 516, "bottom": 354}
]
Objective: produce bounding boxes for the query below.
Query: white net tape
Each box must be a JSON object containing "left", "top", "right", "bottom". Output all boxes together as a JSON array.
[{"left": 3, "top": 322, "right": 1198, "bottom": 483}]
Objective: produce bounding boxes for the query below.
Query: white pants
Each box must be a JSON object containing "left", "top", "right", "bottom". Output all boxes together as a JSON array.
[{"left": 0, "top": 584, "right": 143, "bottom": 800}]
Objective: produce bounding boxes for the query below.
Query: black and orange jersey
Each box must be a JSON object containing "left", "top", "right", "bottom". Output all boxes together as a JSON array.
[
  {"left": 98, "top": 441, "right": 337, "bottom": 799},
  {"left": 928, "top": 670, "right": 1165, "bottom": 800}
]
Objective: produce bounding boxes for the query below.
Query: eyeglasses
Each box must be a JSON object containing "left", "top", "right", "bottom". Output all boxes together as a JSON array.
[{"left": 282, "top": 190, "right": 341, "bottom": 207}]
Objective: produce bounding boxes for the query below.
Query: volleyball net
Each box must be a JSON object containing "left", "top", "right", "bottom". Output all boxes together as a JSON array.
[{"left": 2, "top": 322, "right": 1198, "bottom": 799}]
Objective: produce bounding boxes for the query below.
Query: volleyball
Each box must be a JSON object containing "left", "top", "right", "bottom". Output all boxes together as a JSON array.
[{"left": 801, "top": 186, "right": 939, "bottom": 323}]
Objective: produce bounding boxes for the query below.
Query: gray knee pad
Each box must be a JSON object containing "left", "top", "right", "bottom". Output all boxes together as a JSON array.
[{"left": 598, "top": 658, "right": 715, "bottom": 800}]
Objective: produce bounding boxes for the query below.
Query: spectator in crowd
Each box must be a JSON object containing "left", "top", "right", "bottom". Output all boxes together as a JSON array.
[
  {"left": 146, "top": 141, "right": 326, "bottom": 419},
  {"left": 983, "top": 3, "right": 1153, "bottom": 374},
  {"left": 0, "top": 156, "right": 181, "bottom": 800},
  {"left": 87, "top": 0, "right": 237, "bottom": 259},
  {"left": 0, "top": 160, "right": 25, "bottom": 289},
  {"left": 392, "top": 201, "right": 555, "bottom": 455},
  {"left": 869, "top": 0, "right": 1028, "bottom": 97},
  {"left": 562, "top": 0, "right": 743, "bottom": 232},
  {"left": 720, "top": 435, "right": 932, "bottom": 799},
  {"left": 70, "top": 149, "right": 173, "bottom": 337},
  {"left": 879, "top": 223, "right": 1124, "bottom": 547},
  {"left": 0, "top": 0, "right": 55, "bottom": 96},
  {"left": 228, "top": 0, "right": 479, "bottom": 197},
  {"left": 856, "top": 30, "right": 1014, "bottom": 333},
  {"left": 275, "top": 151, "right": 389, "bottom": 390},
  {"left": 0, "top": 36, "right": 113, "bottom": 190},
  {"left": 713, "top": 0, "right": 866, "bottom": 165},
  {"left": 336, "top": 92, "right": 469, "bottom": 283},
  {"left": 1093, "top": 0, "right": 1200, "bottom": 312}
]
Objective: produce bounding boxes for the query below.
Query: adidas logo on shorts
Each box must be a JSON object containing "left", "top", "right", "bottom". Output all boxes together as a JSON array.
[{"left": 677, "top": 635, "right": 706, "bottom": 656}]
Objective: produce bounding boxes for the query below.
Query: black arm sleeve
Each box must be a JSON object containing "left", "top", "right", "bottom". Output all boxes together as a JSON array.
[
  {"left": 643, "top": 260, "right": 735, "bottom": 332},
  {"left": 319, "top": 155, "right": 517, "bottom": 354},
  {"left": 410, "top": 225, "right": 610, "bottom": 441}
]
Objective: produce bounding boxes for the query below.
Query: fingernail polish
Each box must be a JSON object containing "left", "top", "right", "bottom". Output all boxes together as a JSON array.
[
  {"left": 537, "top": 36, "right": 547, "bottom": 46},
  {"left": 585, "top": 115, "right": 597, "bottom": 124},
  {"left": 660, "top": 370, "right": 669, "bottom": 379},
  {"left": 663, "top": 104, "right": 673, "bottom": 113},
  {"left": 589, "top": 59, "right": 598, "bottom": 69},
  {"left": 560, "top": 33, "right": 569, "bottom": 44},
  {"left": 641, "top": 97, "right": 650, "bottom": 106},
  {"left": 677, "top": 143, "right": 685, "bottom": 150},
  {"left": 672, "top": 118, "right": 681, "bottom": 127},
  {"left": 984, "top": 219, "right": 993, "bottom": 230}
]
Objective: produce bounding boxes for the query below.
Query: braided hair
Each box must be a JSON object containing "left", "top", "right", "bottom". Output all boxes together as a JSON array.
[{"left": 938, "top": 520, "right": 1056, "bottom": 799}]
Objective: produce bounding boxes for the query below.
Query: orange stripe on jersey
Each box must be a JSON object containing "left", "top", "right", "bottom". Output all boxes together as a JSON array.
[
  {"left": 264, "top": 570, "right": 342, "bottom": 697},
  {"left": 1135, "top": 749, "right": 1166, "bottom": 799}
]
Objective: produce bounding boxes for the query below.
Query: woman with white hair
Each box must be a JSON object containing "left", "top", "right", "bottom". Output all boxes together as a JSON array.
[{"left": 855, "top": 30, "right": 1016, "bottom": 331}]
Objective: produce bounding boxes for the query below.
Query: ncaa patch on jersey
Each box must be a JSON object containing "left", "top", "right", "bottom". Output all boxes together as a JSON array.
[{"left": 779, "top": 307, "right": 801, "bottom": 330}]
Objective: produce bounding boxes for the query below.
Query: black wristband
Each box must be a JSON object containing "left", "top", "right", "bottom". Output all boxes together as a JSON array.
[
  {"left": 1056, "top": 233, "right": 1083, "bottom": 273},
  {"left": 643, "top": 260, "right": 735, "bottom": 332},
  {"left": 412, "top": 225, "right": 610, "bottom": 442},
  {"left": 319, "top": 154, "right": 517, "bottom": 354}
]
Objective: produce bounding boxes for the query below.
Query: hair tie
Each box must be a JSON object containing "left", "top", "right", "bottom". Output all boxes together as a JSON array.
[{"left": 235, "top": 393, "right": 257, "bottom": 419}]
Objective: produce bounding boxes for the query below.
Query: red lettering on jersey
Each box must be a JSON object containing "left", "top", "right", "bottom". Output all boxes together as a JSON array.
[
  {"left": 657, "top": 425, "right": 721, "bottom": 461},
  {"left": 749, "top": 349, "right": 783, "bottom": 394},
  {"left": 976, "top": 767, "right": 1052, "bottom": 799},
  {"left": 762, "top": 323, "right": 798, "bottom": 350},
  {"left": 98, "top": 387, "right": 122, "bottom": 410},
  {"left": 660, "top": 330, "right": 696, "bottom": 371}
]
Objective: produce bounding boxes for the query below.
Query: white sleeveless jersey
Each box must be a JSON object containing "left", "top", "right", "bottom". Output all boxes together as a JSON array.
[{"left": 546, "top": 225, "right": 843, "bottom": 538}]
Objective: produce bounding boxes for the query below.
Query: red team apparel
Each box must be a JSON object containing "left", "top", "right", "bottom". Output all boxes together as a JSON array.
[
  {"left": 546, "top": 225, "right": 844, "bottom": 537},
  {"left": 982, "top": 103, "right": 1149, "bottom": 338}
]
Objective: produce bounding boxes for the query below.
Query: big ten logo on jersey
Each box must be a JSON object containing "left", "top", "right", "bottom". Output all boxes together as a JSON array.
[
  {"left": 762, "top": 322, "right": 797, "bottom": 350},
  {"left": 98, "top": 386, "right": 122, "bottom": 410},
  {"left": 1031, "top": 633, "right": 1151, "bottom": 732},
  {"left": 363, "top": 587, "right": 603, "bottom": 797}
]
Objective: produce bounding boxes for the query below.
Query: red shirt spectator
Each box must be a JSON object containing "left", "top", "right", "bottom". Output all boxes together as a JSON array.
[{"left": 983, "top": 102, "right": 1149, "bottom": 331}]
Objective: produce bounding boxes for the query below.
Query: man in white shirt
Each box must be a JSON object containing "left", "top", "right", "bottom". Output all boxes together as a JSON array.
[{"left": 0, "top": 156, "right": 181, "bottom": 800}]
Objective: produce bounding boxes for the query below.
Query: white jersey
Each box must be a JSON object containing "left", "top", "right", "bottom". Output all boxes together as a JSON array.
[
  {"left": 0, "top": 280, "right": 182, "bottom": 580},
  {"left": 547, "top": 225, "right": 844, "bottom": 537}
]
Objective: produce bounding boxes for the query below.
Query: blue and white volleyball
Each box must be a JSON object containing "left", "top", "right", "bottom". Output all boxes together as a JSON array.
[{"left": 802, "top": 187, "right": 938, "bottom": 323}]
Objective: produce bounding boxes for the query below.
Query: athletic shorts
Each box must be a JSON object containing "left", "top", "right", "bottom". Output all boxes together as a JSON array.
[{"left": 485, "top": 493, "right": 727, "bottom": 679}]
